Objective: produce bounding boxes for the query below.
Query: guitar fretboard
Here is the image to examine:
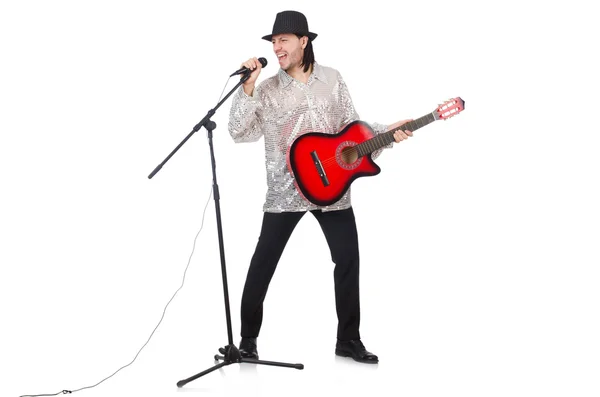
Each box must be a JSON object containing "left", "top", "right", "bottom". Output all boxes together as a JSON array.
[{"left": 356, "top": 112, "right": 436, "bottom": 158}]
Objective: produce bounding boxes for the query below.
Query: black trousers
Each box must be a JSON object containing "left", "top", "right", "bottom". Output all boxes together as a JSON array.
[{"left": 240, "top": 207, "right": 361, "bottom": 341}]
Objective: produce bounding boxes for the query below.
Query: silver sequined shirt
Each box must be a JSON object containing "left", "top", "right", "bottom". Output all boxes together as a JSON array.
[{"left": 228, "top": 63, "right": 390, "bottom": 213}]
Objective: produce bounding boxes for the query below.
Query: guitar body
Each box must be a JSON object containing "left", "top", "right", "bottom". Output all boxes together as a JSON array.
[{"left": 287, "top": 120, "right": 380, "bottom": 206}]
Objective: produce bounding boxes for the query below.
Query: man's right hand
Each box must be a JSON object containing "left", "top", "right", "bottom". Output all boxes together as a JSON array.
[{"left": 240, "top": 57, "right": 263, "bottom": 96}]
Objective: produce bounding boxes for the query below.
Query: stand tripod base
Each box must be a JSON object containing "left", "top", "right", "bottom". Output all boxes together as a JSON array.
[{"left": 176, "top": 344, "right": 304, "bottom": 388}]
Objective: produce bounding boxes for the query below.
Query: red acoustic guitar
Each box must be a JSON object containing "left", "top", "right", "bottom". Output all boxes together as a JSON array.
[{"left": 287, "top": 97, "right": 465, "bottom": 206}]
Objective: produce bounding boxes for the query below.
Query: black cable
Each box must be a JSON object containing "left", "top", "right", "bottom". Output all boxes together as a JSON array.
[
  {"left": 19, "top": 186, "right": 214, "bottom": 397},
  {"left": 20, "top": 73, "right": 239, "bottom": 397}
]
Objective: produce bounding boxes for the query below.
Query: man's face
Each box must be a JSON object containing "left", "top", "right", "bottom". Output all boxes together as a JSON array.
[{"left": 272, "top": 34, "right": 306, "bottom": 71}]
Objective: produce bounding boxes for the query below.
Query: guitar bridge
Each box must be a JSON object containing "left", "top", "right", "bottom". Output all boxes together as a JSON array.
[{"left": 310, "top": 150, "right": 330, "bottom": 187}]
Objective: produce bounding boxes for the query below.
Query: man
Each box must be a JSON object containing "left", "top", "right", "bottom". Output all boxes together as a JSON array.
[{"left": 227, "top": 10, "right": 412, "bottom": 364}]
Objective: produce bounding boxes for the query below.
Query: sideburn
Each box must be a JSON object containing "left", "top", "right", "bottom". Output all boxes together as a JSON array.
[{"left": 296, "top": 34, "right": 315, "bottom": 73}]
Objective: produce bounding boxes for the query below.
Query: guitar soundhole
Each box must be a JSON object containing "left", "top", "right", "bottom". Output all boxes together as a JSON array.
[
  {"left": 341, "top": 147, "right": 358, "bottom": 164},
  {"left": 336, "top": 141, "right": 361, "bottom": 170}
]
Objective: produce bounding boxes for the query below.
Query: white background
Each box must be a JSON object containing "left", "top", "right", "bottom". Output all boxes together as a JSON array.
[{"left": 1, "top": 1, "right": 599, "bottom": 396}]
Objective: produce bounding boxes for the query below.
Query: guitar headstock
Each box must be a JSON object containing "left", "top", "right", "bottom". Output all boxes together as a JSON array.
[{"left": 433, "top": 97, "right": 465, "bottom": 120}]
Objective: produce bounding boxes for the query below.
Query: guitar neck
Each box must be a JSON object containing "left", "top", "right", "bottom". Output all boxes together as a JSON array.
[{"left": 356, "top": 112, "right": 436, "bottom": 158}]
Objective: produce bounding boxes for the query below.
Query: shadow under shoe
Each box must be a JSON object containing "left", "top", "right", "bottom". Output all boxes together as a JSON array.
[
  {"left": 335, "top": 339, "right": 378, "bottom": 364},
  {"left": 239, "top": 337, "right": 259, "bottom": 359}
]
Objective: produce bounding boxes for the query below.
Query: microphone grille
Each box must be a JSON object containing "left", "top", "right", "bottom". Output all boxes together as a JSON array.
[{"left": 258, "top": 57, "right": 268, "bottom": 68}]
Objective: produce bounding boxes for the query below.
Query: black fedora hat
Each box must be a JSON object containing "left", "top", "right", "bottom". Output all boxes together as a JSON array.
[{"left": 262, "top": 10, "right": 318, "bottom": 42}]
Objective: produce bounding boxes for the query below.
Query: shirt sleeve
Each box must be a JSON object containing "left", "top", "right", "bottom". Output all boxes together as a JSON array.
[
  {"left": 335, "top": 71, "right": 392, "bottom": 160},
  {"left": 227, "top": 86, "right": 264, "bottom": 143}
]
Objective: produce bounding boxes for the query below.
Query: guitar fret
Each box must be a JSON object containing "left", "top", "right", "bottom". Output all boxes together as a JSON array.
[
  {"left": 425, "top": 114, "right": 433, "bottom": 126},
  {"left": 357, "top": 143, "right": 365, "bottom": 158},
  {"left": 387, "top": 132, "right": 394, "bottom": 145},
  {"left": 356, "top": 112, "right": 437, "bottom": 158},
  {"left": 383, "top": 134, "right": 391, "bottom": 146},
  {"left": 382, "top": 134, "right": 389, "bottom": 146}
]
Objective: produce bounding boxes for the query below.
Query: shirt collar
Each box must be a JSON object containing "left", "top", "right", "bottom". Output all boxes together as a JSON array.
[{"left": 277, "top": 62, "right": 328, "bottom": 87}]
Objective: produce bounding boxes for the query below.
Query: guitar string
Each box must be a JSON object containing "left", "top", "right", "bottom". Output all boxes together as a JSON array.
[
  {"left": 316, "top": 138, "right": 386, "bottom": 168},
  {"left": 310, "top": 124, "right": 409, "bottom": 168},
  {"left": 310, "top": 116, "right": 432, "bottom": 169},
  {"left": 317, "top": 133, "right": 388, "bottom": 167}
]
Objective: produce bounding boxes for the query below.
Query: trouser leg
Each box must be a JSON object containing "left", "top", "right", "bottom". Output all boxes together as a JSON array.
[
  {"left": 311, "top": 207, "right": 361, "bottom": 341},
  {"left": 240, "top": 211, "right": 305, "bottom": 337}
]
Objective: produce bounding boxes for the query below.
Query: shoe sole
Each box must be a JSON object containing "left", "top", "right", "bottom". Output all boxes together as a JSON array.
[{"left": 335, "top": 349, "right": 378, "bottom": 364}]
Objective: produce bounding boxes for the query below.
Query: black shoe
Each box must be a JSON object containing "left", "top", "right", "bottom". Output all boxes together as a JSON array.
[
  {"left": 335, "top": 339, "right": 378, "bottom": 364},
  {"left": 239, "top": 337, "right": 259, "bottom": 359}
]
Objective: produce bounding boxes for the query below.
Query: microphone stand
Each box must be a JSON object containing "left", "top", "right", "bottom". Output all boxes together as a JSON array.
[{"left": 147, "top": 70, "right": 304, "bottom": 389}]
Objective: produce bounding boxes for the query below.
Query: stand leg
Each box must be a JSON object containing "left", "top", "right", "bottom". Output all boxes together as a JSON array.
[
  {"left": 177, "top": 344, "right": 303, "bottom": 388},
  {"left": 238, "top": 358, "right": 304, "bottom": 370},
  {"left": 177, "top": 361, "right": 228, "bottom": 388}
]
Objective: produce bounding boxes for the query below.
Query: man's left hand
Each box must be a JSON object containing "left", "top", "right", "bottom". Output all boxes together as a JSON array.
[{"left": 388, "top": 119, "right": 413, "bottom": 143}]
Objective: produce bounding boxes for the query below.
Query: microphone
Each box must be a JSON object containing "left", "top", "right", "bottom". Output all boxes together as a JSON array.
[{"left": 230, "top": 57, "right": 268, "bottom": 77}]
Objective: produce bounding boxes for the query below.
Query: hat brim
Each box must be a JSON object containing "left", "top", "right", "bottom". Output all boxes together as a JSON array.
[{"left": 262, "top": 32, "right": 318, "bottom": 41}]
